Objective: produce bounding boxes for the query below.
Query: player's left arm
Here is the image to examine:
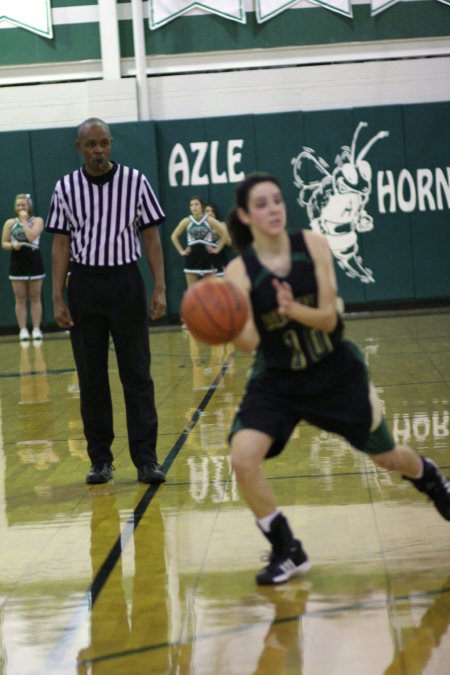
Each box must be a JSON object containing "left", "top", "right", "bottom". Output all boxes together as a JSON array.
[
  {"left": 141, "top": 225, "right": 167, "bottom": 320},
  {"left": 274, "top": 231, "right": 338, "bottom": 333}
]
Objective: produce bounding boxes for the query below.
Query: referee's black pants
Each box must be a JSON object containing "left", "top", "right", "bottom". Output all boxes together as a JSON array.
[{"left": 68, "top": 262, "right": 158, "bottom": 468}]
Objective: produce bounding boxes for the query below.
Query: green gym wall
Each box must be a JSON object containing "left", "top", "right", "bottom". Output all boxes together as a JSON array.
[{"left": 0, "top": 102, "right": 448, "bottom": 331}]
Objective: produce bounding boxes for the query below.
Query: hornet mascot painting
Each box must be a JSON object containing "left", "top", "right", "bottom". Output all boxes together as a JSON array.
[{"left": 292, "top": 122, "right": 389, "bottom": 283}]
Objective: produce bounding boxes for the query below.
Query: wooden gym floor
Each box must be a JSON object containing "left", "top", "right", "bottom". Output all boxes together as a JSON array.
[{"left": 0, "top": 310, "right": 449, "bottom": 674}]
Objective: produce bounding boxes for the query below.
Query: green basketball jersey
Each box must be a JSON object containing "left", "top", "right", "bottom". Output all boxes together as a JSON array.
[{"left": 242, "top": 230, "right": 343, "bottom": 372}]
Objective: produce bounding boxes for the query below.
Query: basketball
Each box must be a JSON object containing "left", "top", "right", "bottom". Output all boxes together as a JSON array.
[{"left": 181, "top": 279, "right": 248, "bottom": 345}]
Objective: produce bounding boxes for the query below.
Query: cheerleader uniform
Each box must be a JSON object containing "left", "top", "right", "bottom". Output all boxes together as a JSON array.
[
  {"left": 9, "top": 218, "right": 45, "bottom": 281},
  {"left": 207, "top": 229, "right": 230, "bottom": 277},
  {"left": 183, "top": 214, "right": 217, "bottom": 276}
]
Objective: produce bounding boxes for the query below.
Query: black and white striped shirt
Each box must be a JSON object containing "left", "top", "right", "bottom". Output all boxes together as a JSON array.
[{"left": 45, "top": 163, "right": 165, "bottom": 266}]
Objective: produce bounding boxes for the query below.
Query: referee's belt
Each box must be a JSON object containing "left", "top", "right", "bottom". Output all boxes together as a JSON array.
[{"left": 71, "top": 261, "right": 137, "bottom": 274}]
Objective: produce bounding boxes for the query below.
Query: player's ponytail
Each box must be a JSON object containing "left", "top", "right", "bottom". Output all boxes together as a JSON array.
[{"left": 226, "top": 207, "right": 253, "bottom": 252}]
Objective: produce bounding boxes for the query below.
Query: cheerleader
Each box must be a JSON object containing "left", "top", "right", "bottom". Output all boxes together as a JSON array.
[
  {"left": 2, "top": 193, "right": 45, "bottom": 341},
  {"left": 171, "top": 196, "right": 229, "bottom": 288}
]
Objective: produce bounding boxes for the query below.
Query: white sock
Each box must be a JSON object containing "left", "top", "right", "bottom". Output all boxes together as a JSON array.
[{"left": 257, "top": 509, "right": 280, "bottom": 533}]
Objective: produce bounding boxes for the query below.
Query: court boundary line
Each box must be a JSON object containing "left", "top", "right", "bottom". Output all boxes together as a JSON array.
[
  {"left": 91, "top": 350, "right": 234, "bottom": 604},
  {"left": 40, "top": 349, "right": 235, "bottom": 673},
  {"left": 78, "top": 583, "right": 450, "bottom": 667}
]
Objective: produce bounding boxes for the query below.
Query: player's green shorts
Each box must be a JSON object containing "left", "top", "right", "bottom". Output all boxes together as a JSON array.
[
  {"left": 230, "top": 340, "right": 395, "bottom": 458},
  {"left": 362, "top": 417, "right": 395, "bottom": 455}
]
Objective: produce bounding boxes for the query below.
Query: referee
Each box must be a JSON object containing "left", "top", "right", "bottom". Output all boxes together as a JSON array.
[{"left": 46, "top": 118, "right": 166, "bottom": 485}]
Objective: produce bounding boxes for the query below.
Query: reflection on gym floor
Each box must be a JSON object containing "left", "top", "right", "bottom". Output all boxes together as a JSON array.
[{"left": 0, "top": 310, "right": 449, "bottom": 674}]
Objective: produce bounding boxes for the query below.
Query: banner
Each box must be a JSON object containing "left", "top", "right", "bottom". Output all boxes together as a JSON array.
[
  {"left": 372, "top": 0, "right": 449, "bottom": 14},
  {"left": 370, "top": 0, "right": 401, "bottom": 15},
  {"left": 257, "top": 0, "right": 352, "bottom": 21},
  {"left": 0, "top": 0, "right": 52, "bottom": 38},
  {"left": 0, "top": 0, "right": 447, "bottom": 37},
  {"left": 149, "top": 0, "right": 246, "bottom": 29},
  {"left": 150, "top": 0, "right": 449, "bottom": 27},
  {"left": 257, "top": 0, "right": 449, "bottom": 20}
]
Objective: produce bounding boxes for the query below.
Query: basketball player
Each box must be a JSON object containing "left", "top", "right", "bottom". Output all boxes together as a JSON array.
[
  {"left": 1, "top": 193, "right": 45, "bottom": 341},
  {"left": 46, "top": 118, "right": 166, "bottom": 486},
  {"left": 171, "top": 196, "right": 229, "bottom": 287},
  {"left": 224, "top": 173, "right": 450, "bottom": 585}
]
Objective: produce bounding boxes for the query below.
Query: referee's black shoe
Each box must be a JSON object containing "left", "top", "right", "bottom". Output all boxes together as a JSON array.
[
  {"left": 137, "top": 462, "right": 166, "bottom": 484},
  {"left": 403, "top": 457, "right": 450, "bottom": 521},
  {"left": 86, "top": 463, "right": 114, "bottom": 485}
]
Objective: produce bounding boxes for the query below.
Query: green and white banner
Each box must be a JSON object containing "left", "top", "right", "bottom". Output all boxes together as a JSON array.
[
  {"left": 370, "top": 0, "right": 401, "bottom": 15},
  {"left": 0, "top": 0, "right": 52, "bottom": 38},
  {"left": 372, "top": 0, "right": 449, "bottom": 12},
  {"left": 2, "top": 1, "right": 447, "bottom": 37},
  {"left": 148, "top": 0, "right": 449, "bottom": 26},
  {"left": 149, "top": 1, "right": 246, "bottom": 29},
  {"left": 257, "top": 0, "right": 352, "bottom": 21}
]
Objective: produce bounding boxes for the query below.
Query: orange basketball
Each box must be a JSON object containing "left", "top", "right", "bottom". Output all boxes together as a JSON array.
[{"left": 181, "top": 279, "right": 248, "bottom": 345}]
